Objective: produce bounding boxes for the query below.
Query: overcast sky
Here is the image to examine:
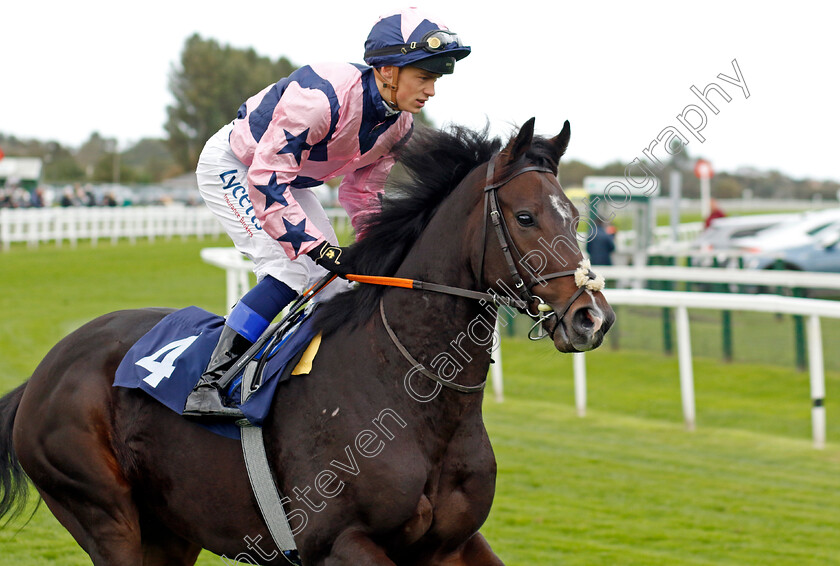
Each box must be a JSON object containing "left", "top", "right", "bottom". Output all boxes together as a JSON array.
[{"left": 2, "top": 1, "right": 838, "bottom": 182}]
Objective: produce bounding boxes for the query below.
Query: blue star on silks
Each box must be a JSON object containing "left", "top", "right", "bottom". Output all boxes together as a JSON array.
[
  {"left": 254, "top": 172, "right": 289, "bottom": 208},
  {"left": 276, "top": 217, "right": 317, "bottom": 255},
  {"left": 277, "top": 128, "right": 312, "bottom": 165}
]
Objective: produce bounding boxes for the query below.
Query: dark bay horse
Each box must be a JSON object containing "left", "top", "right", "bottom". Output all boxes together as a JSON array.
[{"left": 0, "top": 119, "right": 614, "bottom": 565}]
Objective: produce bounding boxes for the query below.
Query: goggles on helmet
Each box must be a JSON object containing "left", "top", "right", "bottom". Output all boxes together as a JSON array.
[{"left": 365, "top": 30, "right": 463, "bottom": 58}]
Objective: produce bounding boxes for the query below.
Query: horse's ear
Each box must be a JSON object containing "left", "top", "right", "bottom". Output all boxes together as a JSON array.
[
  {"left": 501, "top": 117, "right": 536, "bottom": 164},
  {"left": 550, "top": 120, "right": 571, "bottom": 159}
]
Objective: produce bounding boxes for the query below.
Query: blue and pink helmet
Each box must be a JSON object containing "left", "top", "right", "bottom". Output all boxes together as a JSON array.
[{"left": 364, "top": 7, "right": 471, "bottom": 75}]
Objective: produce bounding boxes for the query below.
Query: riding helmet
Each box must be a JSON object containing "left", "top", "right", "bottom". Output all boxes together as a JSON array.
[{"left": 364, "top": 7, "right": 471, "bottom": 75}]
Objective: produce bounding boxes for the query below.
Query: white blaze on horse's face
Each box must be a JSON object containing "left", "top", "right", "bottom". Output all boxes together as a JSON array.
[{"left": 549, "top": 193, "right": 572, "bottom": 223}]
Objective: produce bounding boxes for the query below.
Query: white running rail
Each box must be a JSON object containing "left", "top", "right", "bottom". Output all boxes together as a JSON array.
[
  {"left": 0, "top": 207, "right": 350, "bottom": 251},
  {"left": 583, "top": 288, "right": 837, "bottom": 449},
  {"left": 200, "top": 250, "right": 835, "bottom": 448}
]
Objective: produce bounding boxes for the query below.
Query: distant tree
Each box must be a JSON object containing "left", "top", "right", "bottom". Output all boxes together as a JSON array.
[
  {"left": 713, "top": 174, "right": 743, "bottom": 199},
  {"left": 42, "top": 142, "right": 85, "bottom": 183},
  {"left": 165, "top": 34, "right": 296, "bottom": 171},
  {"left": 558, "top": 159, "right": 596, "bottom": 187},
  {"left": 92, "top": 152, "right": 131, "bottom": 183},
  {"left": 44, "top": 154, "right": 85, "bottom": 183},
  {"left": 0, "top": 134, "right": 43, "bottom": 158},
  {"left": 122, "top": 138, "right": 180, "bottom": 182},
  {"left": 76, "top": 132, "right": 111, "bottom": 178},
  {"left": 594, "top": 160, "right": 628, "bottom": 177},
  {"left": 414, "top": 110, "right": 434, "bottom": 128}
]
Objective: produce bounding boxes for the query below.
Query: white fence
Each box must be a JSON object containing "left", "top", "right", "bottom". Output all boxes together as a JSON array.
[
  {"left": 615, "top": 221, "right": 704, "bottom": 252},
  {"left": 200, "top": 247, "right": 256, "bottom": 312},
  {"left": 592, "top": 289, "right": 837, "bottom": 449},
  {"left": 0, "top": 206, "right": 351, "bottom": 251},
  {"left": 0, "top": 206, "right": 224, "bottom": 250},
  {"left": 598, "top": 264, "right": 840, "bottom": 291},
  {"left": 585, "top": 265, "right": 840, "bottom": 449},
  {"left": 200, "top": 249, "right": 835, "bottom": 449}
]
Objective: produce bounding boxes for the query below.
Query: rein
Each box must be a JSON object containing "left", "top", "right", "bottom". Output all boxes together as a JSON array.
[
  {"left": 349, "top": 155, "right": 604, "bottom": 394},
  {"left": 346, "top": 274, "right": 529, "bottom": 310},
  {"left": 378, "top": 300, "right": 486, "bottom": 394}
]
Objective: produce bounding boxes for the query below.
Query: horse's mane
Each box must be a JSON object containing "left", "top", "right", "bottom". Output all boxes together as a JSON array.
[{"left": 313, "top": 122, "right": 561, "bottom": 336}]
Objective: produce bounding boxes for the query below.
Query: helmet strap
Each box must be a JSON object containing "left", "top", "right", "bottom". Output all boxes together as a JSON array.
[{"left": 375, "top": 66, "right": 401, "bottom": 111}]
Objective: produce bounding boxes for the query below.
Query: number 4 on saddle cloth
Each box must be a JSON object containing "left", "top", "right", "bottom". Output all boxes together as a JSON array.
[{"left": 114, "top": 306, "right": 321, "bottom": 439}]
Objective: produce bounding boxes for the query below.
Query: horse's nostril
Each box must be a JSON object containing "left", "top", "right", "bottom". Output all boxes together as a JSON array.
[{"left": 573, "top": 308, "right": 603, "bottom": 334}]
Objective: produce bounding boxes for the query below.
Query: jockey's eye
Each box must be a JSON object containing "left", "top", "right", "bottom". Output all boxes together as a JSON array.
[{"left": 516, "top": 211, "right": 536, "bottom": 227}]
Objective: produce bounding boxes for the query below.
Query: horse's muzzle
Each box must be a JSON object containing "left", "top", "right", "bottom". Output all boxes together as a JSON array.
[{"left": 550, "top": 297, "right": 615, "bottom": 353}]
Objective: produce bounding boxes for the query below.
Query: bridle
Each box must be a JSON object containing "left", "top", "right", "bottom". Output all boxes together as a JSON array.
[
  {"left": 478, "top": 155, "right": 601, "bottom": 340},
  {"left": 363, "top": 153, "right": 604, "bottom": 394}
]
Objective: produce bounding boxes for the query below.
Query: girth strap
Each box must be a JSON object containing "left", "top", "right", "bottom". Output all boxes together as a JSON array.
[{"left": 238, "top": 422, "right": 301, "bottom": 565}]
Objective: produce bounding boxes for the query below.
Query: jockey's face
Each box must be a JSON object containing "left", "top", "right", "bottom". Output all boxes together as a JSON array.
[
  {"left": 396, "top": 66, "right": 441, "bottom": 114},
  {"left": 378, "top": 65, "right": 442, "bottom": 114}
]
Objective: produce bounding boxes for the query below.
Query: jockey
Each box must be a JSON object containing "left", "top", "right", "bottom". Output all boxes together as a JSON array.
[{"left": 184, "top": 7, "right": 471, "bottom": 417}]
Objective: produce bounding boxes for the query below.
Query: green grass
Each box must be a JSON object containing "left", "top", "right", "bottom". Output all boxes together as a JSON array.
[
  {"left": 1, "top": 240, "right": 839, "bottom": 565},
  {"left": 482, "top": 342, "right": 840, "bottom": 565}
]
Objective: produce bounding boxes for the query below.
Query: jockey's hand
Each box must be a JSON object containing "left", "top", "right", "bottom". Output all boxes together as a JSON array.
[{"left": 307, "top": 242, "right": 352, "bottom": 278}]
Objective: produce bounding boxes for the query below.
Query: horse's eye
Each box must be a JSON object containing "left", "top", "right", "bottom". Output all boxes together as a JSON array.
[{"left": 516, "top": 212, "right": 535, "bottom": 227}]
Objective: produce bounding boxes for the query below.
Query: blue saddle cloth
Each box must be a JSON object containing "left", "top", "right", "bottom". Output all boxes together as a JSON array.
[{"left": 114, "top": 306, "right": 318, "bottom": 439}]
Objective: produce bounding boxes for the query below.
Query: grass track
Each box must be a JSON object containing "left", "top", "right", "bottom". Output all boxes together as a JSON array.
[{"left": 1, "top": 240, "right": 838, "bottom": 565}]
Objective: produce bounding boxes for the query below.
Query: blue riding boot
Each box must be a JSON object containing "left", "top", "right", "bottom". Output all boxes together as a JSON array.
[{"left": 183, "top": 276, "right": 297, "bottom": 418}]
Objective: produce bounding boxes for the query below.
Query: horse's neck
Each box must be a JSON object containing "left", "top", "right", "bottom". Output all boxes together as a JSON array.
[{"left": 384, "top": 188, "right": 495, "bottom": 390}]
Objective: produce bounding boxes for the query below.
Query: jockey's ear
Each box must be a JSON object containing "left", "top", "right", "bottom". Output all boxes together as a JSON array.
[
  {"left": 549, "top": 120, "right": 571, "bottom": 160},
  {"left": 378, "top": 66, "right": 397, "bottom": 83},
  {"left": 501, "top": 117, "right": 535, "bottom": 165}
]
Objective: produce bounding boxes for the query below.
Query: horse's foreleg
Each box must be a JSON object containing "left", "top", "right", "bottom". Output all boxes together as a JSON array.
[
  {"left": 317, "top": 528, "right": 397, "bottom": 566},
  {"left": 137, "top": 516, "right": 203, "bottom": 566},
  {"left": 437, "top": 532, "right": 505, "bottom": 566}
]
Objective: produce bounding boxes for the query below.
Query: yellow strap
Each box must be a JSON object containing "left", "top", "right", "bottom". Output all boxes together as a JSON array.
[{"left": 291, "top": 333, "right": 322, "bottom": 376}]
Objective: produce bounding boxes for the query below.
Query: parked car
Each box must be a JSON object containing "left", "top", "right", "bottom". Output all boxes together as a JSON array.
[
  {"left": 692, "top": 213, "right": 799, "bottom": 253},
  {"left": 735, "top": 208, "right": 840, "bottom": 271}
]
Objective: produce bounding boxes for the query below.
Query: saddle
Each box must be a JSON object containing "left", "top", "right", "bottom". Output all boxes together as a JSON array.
[
  {"left": 113, "top": 304, "right": 313, "bottom": 562},
  {"left": 114, "top": 304, "right": 321, "bottom": 436}
]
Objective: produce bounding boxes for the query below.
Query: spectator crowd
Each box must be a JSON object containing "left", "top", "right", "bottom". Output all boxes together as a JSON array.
[{"left": 1, "top": 183, "right": 120, "bottom": 209}]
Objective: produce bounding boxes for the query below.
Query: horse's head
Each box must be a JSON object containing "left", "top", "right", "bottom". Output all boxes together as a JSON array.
[
  {"left": 477, "top": 118, "right": 614, "bottom": 352},
  {"left": 315, "top": 119, "right": 614, "bottom": 350}
]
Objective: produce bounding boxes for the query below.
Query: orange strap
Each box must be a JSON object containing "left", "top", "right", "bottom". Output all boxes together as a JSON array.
[
  {"left": 344, "top": 273, "right": 527, "bottom": 309},
  {"left": 346, "top": 274, "right": 415, "bottom": 289}
]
